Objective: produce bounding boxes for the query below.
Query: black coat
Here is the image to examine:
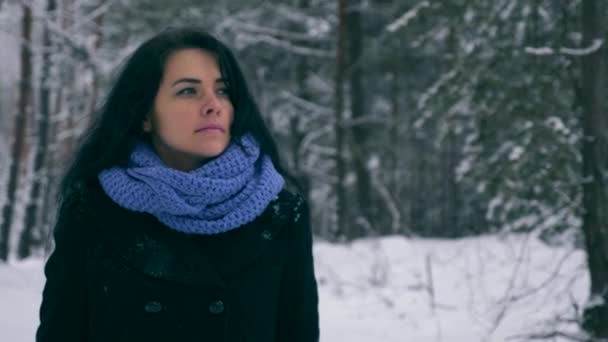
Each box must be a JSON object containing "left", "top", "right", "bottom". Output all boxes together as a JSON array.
[{"left": 36, "top": 181, "right": 319, "bottom": 342}]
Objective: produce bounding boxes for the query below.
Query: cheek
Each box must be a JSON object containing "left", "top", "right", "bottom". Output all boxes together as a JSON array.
[
  {"left": 150, "top": 114, "right": 182, "bottom": 142},
  {"left": 227, "top": 104, "right": 235, "bottom": 124},
  {"left": 153, "top": 104, "right": 193, "bottom": 130}
]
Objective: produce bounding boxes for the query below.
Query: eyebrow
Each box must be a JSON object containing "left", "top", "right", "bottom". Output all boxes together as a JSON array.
[{"left": 171, "top": 77, "right": 229, "bottom": 87}]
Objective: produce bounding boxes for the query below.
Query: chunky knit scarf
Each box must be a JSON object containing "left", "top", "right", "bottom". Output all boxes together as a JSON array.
[{"left": 97, "top": 134, "right": 285, "bottom": 235}]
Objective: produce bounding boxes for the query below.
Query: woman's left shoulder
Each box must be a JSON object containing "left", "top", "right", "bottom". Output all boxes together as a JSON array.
[{"left": 270, "top": 189, "right": 308, "bottom": 225}]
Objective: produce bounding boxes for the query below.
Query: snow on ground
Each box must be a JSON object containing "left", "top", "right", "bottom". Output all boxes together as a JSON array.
[
  {"left": 0, "top": 234, "right": 588, "bottom": 342},
  {"left": 316, "top": 234, "right": 588, "bottom": 341},
  {"left": 0, "top": 259, "right": 45, "bottom": 341}
]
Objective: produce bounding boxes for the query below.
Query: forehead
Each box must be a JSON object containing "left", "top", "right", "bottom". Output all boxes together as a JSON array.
[{"left": 162, "top": 48, "right": 221, "bottom": 79}]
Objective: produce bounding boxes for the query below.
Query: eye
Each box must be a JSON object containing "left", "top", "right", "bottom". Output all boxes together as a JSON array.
[
  {"left": 176, "top": 87, "right": 197, "bottom": 96},
  {"left": 217, "top": 87, "right": 230, "bottom": 97}
]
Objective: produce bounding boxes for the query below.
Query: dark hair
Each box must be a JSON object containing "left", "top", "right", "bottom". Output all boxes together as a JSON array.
[{"left": 60, "top": 27, "right": 297, "bottom": 199}]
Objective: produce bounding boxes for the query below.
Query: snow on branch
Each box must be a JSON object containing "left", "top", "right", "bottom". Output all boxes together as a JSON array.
[
  {"left": 239, "top": 32, "right": 334, "bottom": 58},
  {"left": 524, "top": 39, "right": 604, "bottom": 57},
  {"left": 299, "top": 125, "right": 333, "bottom": 163},
  {"left": 523, "top": 46, "right": 555, "bottom": 56},
  {"left": 417, "top": 68, "right": 458, "bottom": 110},
  {"left": 226, "top": 20, "right": 330, "bottom": 43},
  {"left": 386, "top": 1, "right": 430, "bottom": 33},
  {"left": 369, "top": 172, "right": 401, "bottom": 234},
  {"left": 44, "top": 19, "right": 93, "bottom": 63},
  {"left": 80, "top": 0, "right": 113, "bottom": 24},
  {"left": 279, "top": 91, "right": 332, "bottom": 116},
  {"left": 560, "top": 39, "right": 603, "bottom": 56}
]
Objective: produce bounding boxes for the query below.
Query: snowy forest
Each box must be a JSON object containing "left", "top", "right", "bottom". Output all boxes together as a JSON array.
[{"left": 0, "top": 0, "right": 607, "bottom": 340}]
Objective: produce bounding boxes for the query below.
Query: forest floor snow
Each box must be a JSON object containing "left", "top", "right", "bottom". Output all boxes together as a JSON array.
[{"left": 0, "top": 234, "right": 589, "bottom": 341}]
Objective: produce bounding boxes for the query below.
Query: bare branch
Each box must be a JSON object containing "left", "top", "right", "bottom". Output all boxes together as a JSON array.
[
  {"left": 369, "top": 170, "right": 402, "bottom": 234},
  {"left": 500, "top": 249, "right": 579, "bottom": 303},
  {"left": 486, "top": 233, "right": 533, "bottom": 337},
  {"left": 425, "top": 253, "right": 436, "bottom": 313},
  {"left": 507, "top": 330, "right": 588, "bottom": 341}
]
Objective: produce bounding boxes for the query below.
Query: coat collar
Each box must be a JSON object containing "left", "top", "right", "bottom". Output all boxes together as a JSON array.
[{"left": 85, "top": 181, "right": 295, "bottom": 289}]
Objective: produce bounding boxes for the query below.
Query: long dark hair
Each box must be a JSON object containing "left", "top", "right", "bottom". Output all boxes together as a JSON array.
[{"left": 60, "top": 27, "right": 296, "bottom": 200}]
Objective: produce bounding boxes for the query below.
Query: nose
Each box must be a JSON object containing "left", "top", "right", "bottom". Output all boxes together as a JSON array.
[{"left": 200, "top": 95, "right": 221, "bottom": 116}]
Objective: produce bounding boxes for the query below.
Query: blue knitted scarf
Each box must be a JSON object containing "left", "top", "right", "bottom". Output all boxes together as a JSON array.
[{"left": 98, "top": 134, "right": 285, "bottom": 235}]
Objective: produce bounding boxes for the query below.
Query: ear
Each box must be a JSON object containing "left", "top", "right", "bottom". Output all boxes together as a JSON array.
[{"left": 142, "top": 116, "right": 152, "bottom": 133}]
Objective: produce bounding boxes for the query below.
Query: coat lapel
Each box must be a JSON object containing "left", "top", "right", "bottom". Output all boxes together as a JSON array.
[
  {"left": 90, "top": 184, "right": 225, "bottom": 289},
  {"left": 87, "top": 182, "right": 294, "bottom": 289},
  {"left": 193, "top": 205, "right": 280, "bottom": 281}
]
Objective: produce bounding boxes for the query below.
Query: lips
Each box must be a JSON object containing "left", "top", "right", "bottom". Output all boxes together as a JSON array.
[{"left": 195, "top": 124, "right": 224, "bottom": 133}]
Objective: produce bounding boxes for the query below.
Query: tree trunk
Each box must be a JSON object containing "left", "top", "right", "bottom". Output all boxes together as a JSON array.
[
  {"left": 19, "top": 0, "right": 58, "bottom": 259},
  {"left": 42, "top": 0, "right": 71, "bottom": 254},
  {"left": 334, "top": 0, "right": 347, "bottom": 240},
  {"left": 291, "top": 0, "right": 312, "bottom": 203},
  {"left": 0, "top": 4, "right": 33, "bottom": 262},
  {"left": 440, "top": 130, "right": 460, "bottom": 237},
  {"left": 580, "top": 0, "right": 608, "bottom": 337},
  {"left": 410, "top": 136, "right": 428, "bottom": 235},
  {"left": 440, "top": 12, "right": 462, "bottom": 237},
  {"left": 347, "top": 1, "right": 372, "bottom": 238},
  {"left": 389, "top": 61, "right": 408, "bottom": 235},
  {"left": 87, "top": 1, "right": 106, "bottom": 117}
]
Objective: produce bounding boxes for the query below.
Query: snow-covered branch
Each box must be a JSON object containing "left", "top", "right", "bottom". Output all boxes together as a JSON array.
[
  {"left": 279, "top": 90, "right": 332, "bottom": 116},
  {"left": 235, "top": 32, "right": 333, "bottom": 58},
  {"left": 524, "top": 39, "right": 604, "bottom": 57},
  {"left": 216, "top": 7, "right": 332, "bottom": 58},
  {"left": 299, "top": 125, "right": 333, "bottom": 160},
  {"left": 523, "top": 46, "right": 555, "bottom": 56},
  {"left": 225, "top": 20, "right": 330, "bottom": 43},
  {"left": 80, "top": 0, "right": 114, "bottom": 24},
  {"left": 44, "top": 19, "right": 95, "bottom": 65},
  {"left": 417, "top": 68, "right": 458, "bottom": 110},
  {"left": 276, "top": 4, "right": 323, "bottom": 25},
  {"left": 560, "top": 39, "right": 603, "bottom": 56},
  {"left": 369, "top": 163, "right": 402, "bottom": 234},
  {"left": 386, "top": 1, "right": 430, "bottom": 33}
]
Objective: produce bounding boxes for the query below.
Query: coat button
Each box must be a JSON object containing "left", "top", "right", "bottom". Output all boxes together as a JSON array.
[
  {"left": 209, "top": 300, "right": 225, "bottom": 315},
  {"left": 144, "top": 301, "right": 163, "bottom": 313},
  {"left": 261, "top": 230, "right": 273, "bottom": 240}
]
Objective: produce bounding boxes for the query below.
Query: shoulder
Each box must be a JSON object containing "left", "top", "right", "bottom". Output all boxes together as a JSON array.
[
  {"left": 268, "top": 189, "right": 311, "bottom": 247},
  {"left": 57, "top": 181, "right": 89, "bottom": 219},
  {"left": 270, "top": 190, "right": 313, "bottom": 260},
  {"left": 63, "top": 179, "right": 113, "bottom": 213},
  {"left": 52, "top": 181, "right": 97, "bottom": 244},
  {"left": 271, "top": 189, "right": 308, "bottom": 225},
  {"left": 55, "top": 179, "right": 107, "bottom": 233}
]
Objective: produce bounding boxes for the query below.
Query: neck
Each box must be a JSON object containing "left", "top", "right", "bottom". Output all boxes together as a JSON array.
[{"left": 150, "top": 140, "right": 208, "bottom": 172}]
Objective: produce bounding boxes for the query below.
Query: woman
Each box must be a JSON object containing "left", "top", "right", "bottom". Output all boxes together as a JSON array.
[{"left": 36, "top": 27, "right": 319, "bottom": 342}]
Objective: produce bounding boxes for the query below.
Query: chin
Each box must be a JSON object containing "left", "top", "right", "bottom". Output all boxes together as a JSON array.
[{"left": 197, "top": 146, "right": 229, "bottom": 159}]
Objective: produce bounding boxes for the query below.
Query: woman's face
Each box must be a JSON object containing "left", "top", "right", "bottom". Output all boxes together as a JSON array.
[{"left": 143, "top": 48, "right": 234, "bottom": 171}]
